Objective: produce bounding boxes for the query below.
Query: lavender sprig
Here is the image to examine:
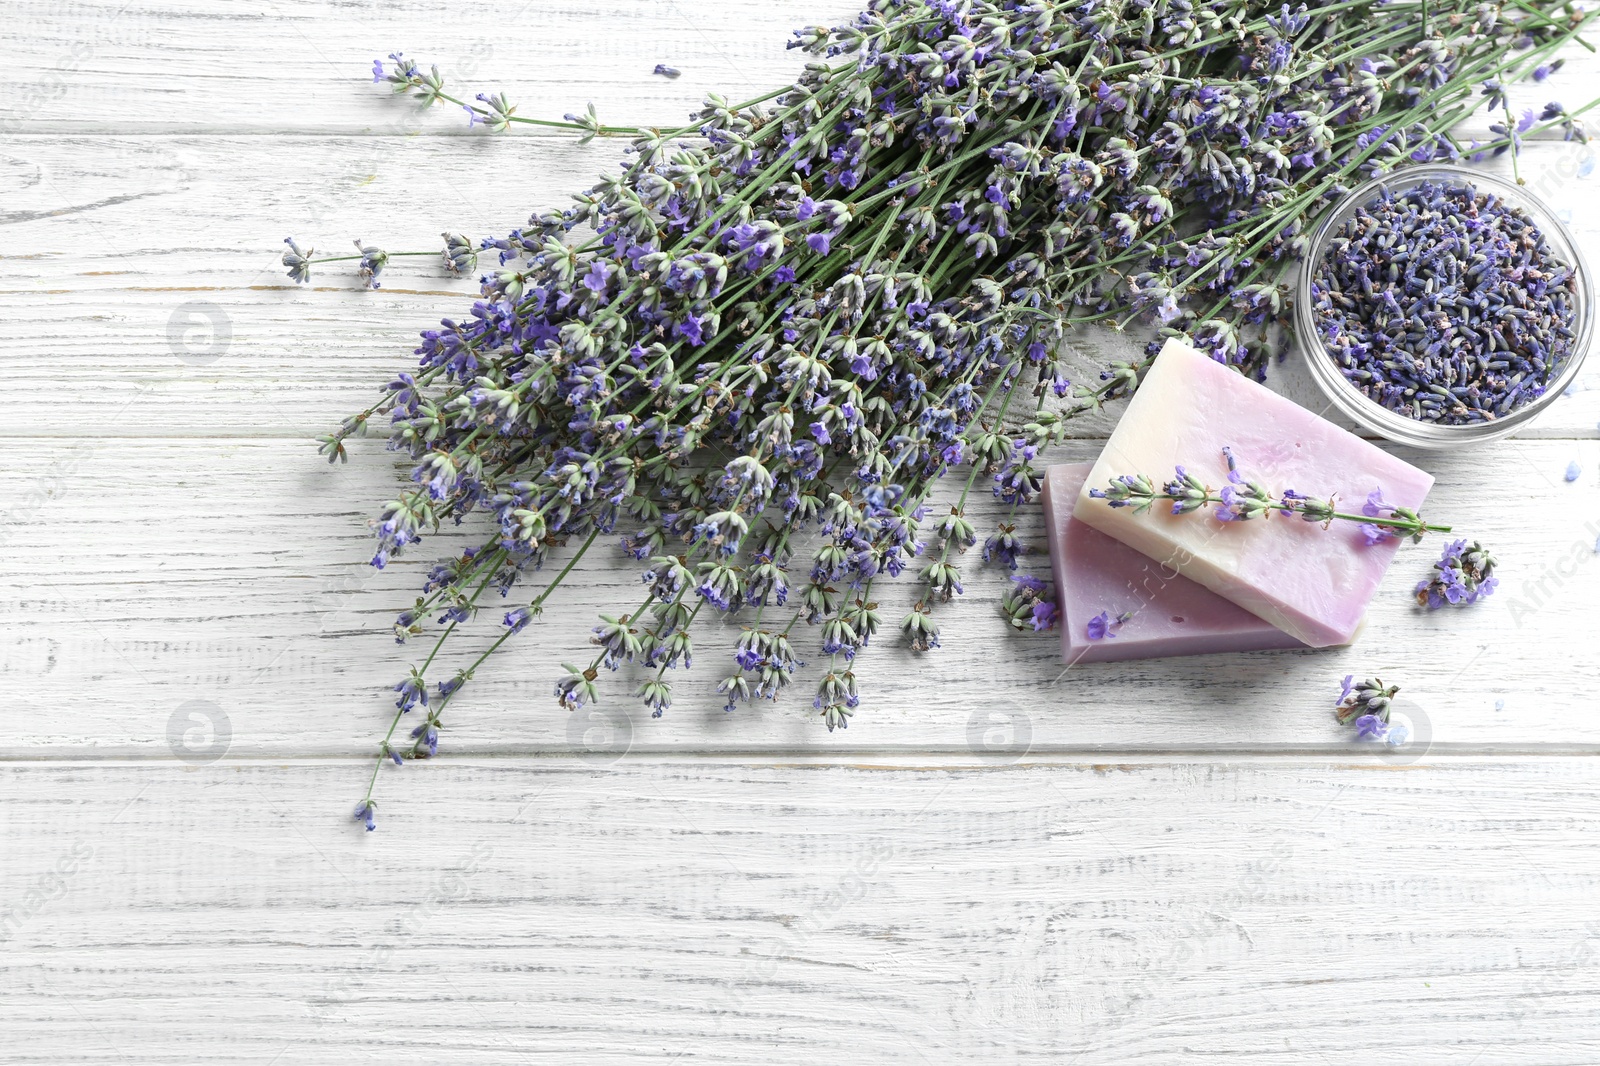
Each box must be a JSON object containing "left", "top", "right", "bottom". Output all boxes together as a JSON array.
[
  {"left": 1091, "top": 450, "right": 1451, "bottom": 543},
  {"left": 280, "top": 234, "right": 471, "bottom": 289}
]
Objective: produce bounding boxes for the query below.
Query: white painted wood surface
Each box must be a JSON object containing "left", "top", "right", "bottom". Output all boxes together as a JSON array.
[{"left": 5, "top": 2, "right": 1600, "bottom": 1061}]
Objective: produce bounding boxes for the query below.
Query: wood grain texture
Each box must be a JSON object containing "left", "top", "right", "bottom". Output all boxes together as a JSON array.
[
  {"left": 6, "top": 1, "right": 1600, "bottom": 1061},
  {"left": 4, "top": 758, "right": 1600, "bottom": 1064},
  {"left": 0, "top": 0, "right": 857, "bottom": 135},
  {"left": 2, "top": 436, "right": 1597, "bottom": 756}
]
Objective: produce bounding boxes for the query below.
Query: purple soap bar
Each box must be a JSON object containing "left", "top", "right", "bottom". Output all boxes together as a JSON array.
[
  {"left": 1042, "top": 463, "right": 1306, "bottom": 664},
  {"left": 1073, "top": 339, "right": 1434, "bottom": 647}
]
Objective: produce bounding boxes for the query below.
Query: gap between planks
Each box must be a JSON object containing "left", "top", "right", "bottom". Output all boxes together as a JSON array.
[{"left": 6, "top": 750, "right": 1600, "bottom": 765}]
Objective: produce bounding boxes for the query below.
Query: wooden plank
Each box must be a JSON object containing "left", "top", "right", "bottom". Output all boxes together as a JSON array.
[
  {"left": 4, "top": 137, "right": 1600, "bottom": 438},
  {"left": 2, "top": 437, "right": 1596, "bottom": 756},
  {"left": 3, "top": 0, "right": 1593, "bottom": 136},
  {"left": 3, "top": 757, "right": 1600, "bottom": 1063},
  {"left": 0, "top": 0, "right": 854, "bottom": 136}
]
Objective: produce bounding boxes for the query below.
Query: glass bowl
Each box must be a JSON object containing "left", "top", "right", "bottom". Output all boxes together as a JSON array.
[{"left": 1294, "top": 163, "right": 1592, "bottom": 449}]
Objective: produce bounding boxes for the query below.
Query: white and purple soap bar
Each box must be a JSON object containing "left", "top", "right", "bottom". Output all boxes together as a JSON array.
[
  {"left": 1042, "top": 463, "right": 1305, "bottom": 663},
  {"left": 1073, "top": 339, "right": 1433, "bottom": 648}
]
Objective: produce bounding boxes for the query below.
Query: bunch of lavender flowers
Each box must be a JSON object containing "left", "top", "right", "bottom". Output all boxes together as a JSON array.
[
  {"left": 1416, "top": 538, "right": 1498, "bottom": 608},
  {"left": 329, "top": 0, "right": 1597, "bottom": 827}
]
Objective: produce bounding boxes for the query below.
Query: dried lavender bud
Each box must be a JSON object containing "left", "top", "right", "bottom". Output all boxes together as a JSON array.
[
  {"left": 652, "top": 64, "right": 681, "bottom": 79},
  {"left": 1335, "top": 675, "right": 1402, "bottom": 741},
  {"left": 352, "top": 240, "right": 388, "bottom": 289},
  {"left": 441, "top": 232, "right": 478, "bottom": 277},
  {"left": 375, "top": 53, "right": 447, "bottom": 106},
  {"left": 813, "top": 668, "right": 858, "bottom": 732},
  {"left": 1310, "top": 180, "right": 1579, "bottom": 425},
  {"left": 281, "top": 238, "right": 313, "bottom": 284},
  {"left": 900, "top": 602, "right": 939, "bottom": 653},
  {"left": 469, "top": 92, "right": 517, "bottom": 134},
  {"left": 1415, "top": 538, "right": 1498, "bottom": 608},
  {"left": 1001, "top": 574, "right": 1058, "bottom": 632}
]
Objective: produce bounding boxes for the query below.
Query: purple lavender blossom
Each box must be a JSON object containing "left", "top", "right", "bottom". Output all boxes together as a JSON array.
[
  {"left": 1353, "top": 714, "right": 1388, "bottom": 741},
  {"left": 391, "top": 672, "right": 428, "bottom": 712},
  {"left": 1415, "top": 539, "right": 1497, "bottom": 609},
  {"left": 1335, "top": 675, "right": 1400, "bottom": 736},
  {"left": 1085, "top": 611, "right": 1116, "bottom": 641}
]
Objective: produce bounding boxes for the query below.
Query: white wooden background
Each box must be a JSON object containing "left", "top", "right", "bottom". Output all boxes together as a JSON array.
[{"left": 5, "top": 2, "right": 1600, "bottom": 1062}]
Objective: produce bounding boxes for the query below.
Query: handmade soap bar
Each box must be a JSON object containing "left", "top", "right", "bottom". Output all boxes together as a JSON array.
[
  {"left": 1073, "top": 339, "right": 1433, "bottom": 648},
  {"left": 1042, "top": 463, "right": 1305, "bottom": 664}
]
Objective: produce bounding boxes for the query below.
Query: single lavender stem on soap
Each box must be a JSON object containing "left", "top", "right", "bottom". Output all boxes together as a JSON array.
[{"left": 1090, "top": 449, "right": 1451, "bottom": 543}]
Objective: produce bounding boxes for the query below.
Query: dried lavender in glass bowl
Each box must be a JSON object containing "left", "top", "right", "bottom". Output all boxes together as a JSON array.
[{"left": 1296, "top": 164, "right": 1592, "bottom": 448}]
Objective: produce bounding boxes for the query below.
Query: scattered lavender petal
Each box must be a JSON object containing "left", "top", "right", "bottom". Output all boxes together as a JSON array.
[{"left": 1085, "top": 611, "right": 1117, "bottom": 641}]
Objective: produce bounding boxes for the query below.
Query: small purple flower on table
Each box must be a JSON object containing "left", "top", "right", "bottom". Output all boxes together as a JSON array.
[
  {"left": 1335, "top": 675, "right": 1401, "bottom": 740},
  {"left": 1415, "top": 539, "right": 1497, "bottom": 609},
  {"left": 1001, "top": 574, "right": 1059, "bottom": 632},
  {"left": 281, "top": 238, "right": 313, "bottom": 284}
]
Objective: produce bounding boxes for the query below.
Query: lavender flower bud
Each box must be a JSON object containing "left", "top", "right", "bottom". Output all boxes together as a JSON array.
[
  {"left": 353, "top": 240, "right": 388, "bottom": 289},
  {"left": 441, "top": 232, "right": 478, "bottom": 277},
  {"left": 282, "top": 238, "right": 313, "bottom": 284}
]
